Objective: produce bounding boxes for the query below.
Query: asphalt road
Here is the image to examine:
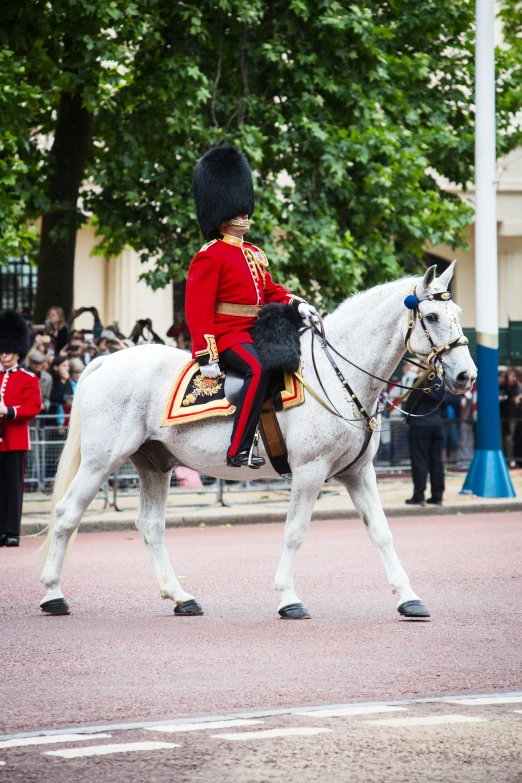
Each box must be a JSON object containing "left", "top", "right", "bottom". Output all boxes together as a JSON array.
[{"left": 1, "top": 512, "right": 521, "bottom": 781}]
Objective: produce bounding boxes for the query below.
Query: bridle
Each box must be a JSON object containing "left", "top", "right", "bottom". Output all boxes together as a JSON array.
[
  {"left": 294, "top": 283, "right": 470, "bottom": 477},
  {"left": 404, "top": 285, "right": 469, "bottom": 370}
]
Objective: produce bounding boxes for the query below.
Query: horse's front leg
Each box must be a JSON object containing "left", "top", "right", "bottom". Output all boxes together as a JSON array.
[
  {"left": 275, "top": 464, "right": 328, "bottom": 619},
  {"left": 130, "top": 453, "right": 203, "bottom": 615},
  {"left": 341, "top": 463, "right": 430, "bottom": 619}
]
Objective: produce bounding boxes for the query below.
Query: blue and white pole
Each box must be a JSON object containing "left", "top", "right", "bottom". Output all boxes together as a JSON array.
[{"left": 462, "top": 0, "right": 515, "bottom": 497}]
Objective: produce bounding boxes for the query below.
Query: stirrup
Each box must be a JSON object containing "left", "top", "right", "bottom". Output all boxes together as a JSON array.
[{"left": 226, "top": 450, "right": 266, "bottom": 469}]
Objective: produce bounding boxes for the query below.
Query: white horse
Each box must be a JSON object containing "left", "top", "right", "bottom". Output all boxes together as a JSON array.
[{"left": 40, "top": 262, "right": 476, "bottom": 619}]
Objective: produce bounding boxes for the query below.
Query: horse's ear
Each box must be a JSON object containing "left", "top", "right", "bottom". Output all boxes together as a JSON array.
[
  {"left": 421, "top": 265, "right": 437, "bottom": 292},
  {"left": 437, "top": 259, "right": 456, "bottom": 290}
]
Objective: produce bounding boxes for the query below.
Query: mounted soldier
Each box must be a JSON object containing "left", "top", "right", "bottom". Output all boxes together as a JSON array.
[{"left": 185, "top": 145, "right": 317, "bottom": 469}]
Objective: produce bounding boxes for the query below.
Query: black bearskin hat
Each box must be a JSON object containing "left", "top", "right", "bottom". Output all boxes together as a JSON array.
[
  {"left": 0, "top": 310, "right": 30, "bottom": 360},
  {"left": 193, "top": 146, "right": 255, "bottom": 240}
]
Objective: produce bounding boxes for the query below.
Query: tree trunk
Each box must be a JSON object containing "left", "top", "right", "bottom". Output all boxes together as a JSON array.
[{"left": 33, "top": 90, "right": 93, "bottom": 322}]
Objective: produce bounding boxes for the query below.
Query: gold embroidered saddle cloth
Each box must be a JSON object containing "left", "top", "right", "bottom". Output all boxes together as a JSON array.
[{"left": 161, "top": 359, "right": 304, "bottom": 427}]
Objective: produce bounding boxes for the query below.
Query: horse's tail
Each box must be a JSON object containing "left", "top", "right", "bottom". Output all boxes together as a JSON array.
[{"left": 41, "top": 357, "right": 105, "bottom": 558}]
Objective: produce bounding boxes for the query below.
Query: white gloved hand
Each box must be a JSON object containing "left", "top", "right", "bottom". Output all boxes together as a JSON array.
[
  {"left": 199, "top": 362, "right": 221, "bottom": 378},
  {"left": 298, "top": 302, "right": 319, "bottom": 321}
]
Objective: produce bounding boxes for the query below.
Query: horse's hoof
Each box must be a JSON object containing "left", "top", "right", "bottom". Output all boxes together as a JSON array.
[
  {"left": 398, "top": 599, "right": 430, "bottom": 619},
  {"left": 174, "top": 599, "right": 204, "bottom": 616},
  {"left": 40, "top": 598, "right": 70, "bottom": 615},
  {"left": 278, "top": 602, "right": 311, "bottom": 619}
]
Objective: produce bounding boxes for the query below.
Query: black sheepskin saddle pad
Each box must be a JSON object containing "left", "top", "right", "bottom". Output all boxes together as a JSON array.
[{"left": 251, "top": 303, "right": 302, "bottom": 374}]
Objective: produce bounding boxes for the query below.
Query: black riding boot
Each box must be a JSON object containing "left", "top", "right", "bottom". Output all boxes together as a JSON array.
[{"left": 227, "top": 450, "right": 266, "bottom": 469}]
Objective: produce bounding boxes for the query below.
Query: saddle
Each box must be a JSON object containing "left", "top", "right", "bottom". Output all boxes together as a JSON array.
[{"left": 160, "top": 360, "right": 304, "bottom": 477}]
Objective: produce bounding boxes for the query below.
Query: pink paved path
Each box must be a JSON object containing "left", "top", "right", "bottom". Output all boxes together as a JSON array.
[{"left": 1, "top": 513, "right": 521, "bottom": 733}]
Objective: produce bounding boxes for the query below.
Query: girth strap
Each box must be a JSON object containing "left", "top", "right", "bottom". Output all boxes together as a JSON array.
[{"left": 259, "top": 401, "right": 292, "bottom": 478}]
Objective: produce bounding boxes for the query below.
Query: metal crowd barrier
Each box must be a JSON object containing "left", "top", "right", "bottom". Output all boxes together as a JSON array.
[
  {"left": 23, "top": 415, "right": 298, "bottom": 514},
  {"left": 24, "top": 415, "right": 109, "bottom": 512}
]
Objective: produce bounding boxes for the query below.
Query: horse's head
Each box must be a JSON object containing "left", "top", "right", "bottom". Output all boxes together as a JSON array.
[{"left": 407, "top": 262, "right": 477, "bottom": 394}]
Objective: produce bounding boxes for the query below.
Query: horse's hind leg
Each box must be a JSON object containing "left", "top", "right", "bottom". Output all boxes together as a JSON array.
[
  {"left": 131, "top": 453, "right": 203, "bottom": 615},
  {"left": 341, "top": 463, "right": 430, "bottom": 619},
  {"left": 40, "top": 461, "right": 112, "bottom": 614}
]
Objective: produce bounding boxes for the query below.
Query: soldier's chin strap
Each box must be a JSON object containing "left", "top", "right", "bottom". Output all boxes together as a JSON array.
[{"left": 227, "top": 217, "right": 250, "bottom": 229}]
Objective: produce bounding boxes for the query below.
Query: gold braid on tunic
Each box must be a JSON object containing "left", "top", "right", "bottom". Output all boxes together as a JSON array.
[{"left": 243, "top": 246, "right": 269, "bottom": 286}]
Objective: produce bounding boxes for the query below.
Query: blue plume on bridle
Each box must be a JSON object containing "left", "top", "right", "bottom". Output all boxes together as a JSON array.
[{"left": 404, "top": 294, "right": 419, "bottom": 309}]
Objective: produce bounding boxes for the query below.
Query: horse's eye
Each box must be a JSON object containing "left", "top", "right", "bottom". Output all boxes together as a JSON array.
[{"left": 426, "top": 313, "right": 438, "bottom": 323}]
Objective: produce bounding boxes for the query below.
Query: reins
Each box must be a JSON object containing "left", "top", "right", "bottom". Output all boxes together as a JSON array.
[{"left": 294, "top": 282, "right": 468, "bottom": 473}]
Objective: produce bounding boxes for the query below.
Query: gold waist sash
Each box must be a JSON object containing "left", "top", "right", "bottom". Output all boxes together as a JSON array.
[{"left": 215, "top": 302, "right": 262, "bottom": 317}]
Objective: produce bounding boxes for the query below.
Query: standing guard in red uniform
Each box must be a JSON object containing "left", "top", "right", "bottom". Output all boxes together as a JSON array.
[
  {"left": 0, "top": 311, "right": 42, "bottom": 546},
  {"left": 186, "top": 146, "right": 317, "bottom": 468}
]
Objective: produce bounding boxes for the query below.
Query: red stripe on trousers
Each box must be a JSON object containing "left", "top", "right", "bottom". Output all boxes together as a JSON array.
[
  {"left": 229, "top": 344, "right": 263, "bottom": 455},
  {"left": 18, "top": 451, "right": 26, "bottom": 516}
]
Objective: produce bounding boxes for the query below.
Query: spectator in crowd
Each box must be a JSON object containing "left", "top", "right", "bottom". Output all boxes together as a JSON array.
[
  {"left": 67, "top": 306, "right": 103, "bottom": 340},
  {"left": 129, "top": 319, "right": 165, "bottom": 345},
  {"left": 502, "top": 369, "right": 522, "bottom": 467},
  {"left": 456, "top": 389, "right": 475, "bottom": 468},
  {"left": 62, "top": 334, "right": 88, "bottom": 365},
  {"left": 50, "top": 356, "right": 73, "bottom": 433},
  {"left": 167, "top": 310, "right": 191, "bottom": 352},
  {"left": 68, "top": 358, "right": 84, "bottom": 389},
  {"left": 96, "top": 330, "right": 129, "bottom": 355},
  {"left": 404, "top": 374, "right": 446, "bottom": 506},
  {"left": 27, "top": 350, "right": 52, "bottom": 412},
  {"left": 44, "top": 306, "right": 69, "bottom": 352},
  {"left": 442, "top": 390, "right": 460, "bottom": 463},
  {"left": 27, "top": 332, "right": 52, "bottom": 361}
]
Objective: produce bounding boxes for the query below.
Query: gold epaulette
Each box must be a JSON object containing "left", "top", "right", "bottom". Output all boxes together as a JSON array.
[{"left": 199, "top": 239, "right": 218, "bottom": 252}]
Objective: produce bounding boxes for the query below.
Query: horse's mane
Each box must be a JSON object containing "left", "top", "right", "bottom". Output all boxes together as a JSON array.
[{"left": 327, "top": 275, "right": 417, "bottom": 321}]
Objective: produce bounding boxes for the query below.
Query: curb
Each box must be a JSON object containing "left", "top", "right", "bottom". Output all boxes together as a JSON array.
[{"left": 21, "top": 499, "right": 522, "bottom": 536}]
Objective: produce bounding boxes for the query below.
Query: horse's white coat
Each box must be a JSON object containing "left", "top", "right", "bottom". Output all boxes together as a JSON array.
[{"left": 40, "top": 266, "right": 476, "bottom": 616}]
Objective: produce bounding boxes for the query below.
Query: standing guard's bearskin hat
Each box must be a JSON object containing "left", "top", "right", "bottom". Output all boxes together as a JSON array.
[
  {"left": 0, "top": 310, "right": 30, "bottom": 360},
  {"left": 193, "top": 146, "right": 255, "bottom": 241}
]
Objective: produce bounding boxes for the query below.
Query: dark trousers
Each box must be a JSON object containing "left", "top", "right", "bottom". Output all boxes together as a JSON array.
[
  {"left": 408, "top": 427, "right": 445, "bottom": 502},
  {"left": 0, "top": 450, "right": 26, "bottom": 536},
  {"left": 221, "top": 344, "right": 269, "bottom": 456}
]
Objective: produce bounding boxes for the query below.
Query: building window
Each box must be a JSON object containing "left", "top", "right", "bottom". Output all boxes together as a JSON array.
[{"left": 0, "top": 256, "right": 37, "bottom": 318}]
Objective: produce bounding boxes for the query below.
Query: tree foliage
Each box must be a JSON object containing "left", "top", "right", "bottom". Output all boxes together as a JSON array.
[{"left": 2, "top": 1, "right": 522, "bottom": 313}]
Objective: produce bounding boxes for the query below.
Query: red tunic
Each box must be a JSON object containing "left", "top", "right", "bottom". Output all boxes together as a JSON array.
[
  {"left": 0, "top": 367, "right": 42, "bottom": 452},
  {"left": 185, "top": 234, "right": 303, "bottom": 365}
]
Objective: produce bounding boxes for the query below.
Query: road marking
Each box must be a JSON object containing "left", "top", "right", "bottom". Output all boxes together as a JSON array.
[
  {"left": 445, "top": 696, "right": 522, "bottom": 706},
  {"left": 366, "top": 715, "right": 487, "bottom": 727},
  {"left": 212, "top": 728, "right": 332, "bottom": 741},
  {"left": 300, "top": 706, "right": 408, "bottom": 718},
  {"left": 3, "top": 691, "right": 521, "bottom": 742},
  {"left": 0, "top": 733, "right": 111, "bottom": 749},
  {"left": 45, "top": 742, "right": 178, "bottom": 759},
  {"left": 0, "top": 761, "right": 5, "bottom": 765},
  {"left": 146, "top": 719, "right": 264, "bottom": 733}
]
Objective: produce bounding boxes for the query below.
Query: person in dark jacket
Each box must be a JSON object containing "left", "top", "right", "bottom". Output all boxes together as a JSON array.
[{"left": 404, "top": 373, "right": 446, "bottom": 506}]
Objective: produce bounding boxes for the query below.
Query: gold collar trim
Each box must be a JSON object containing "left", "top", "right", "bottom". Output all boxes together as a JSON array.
[{"left": 220, "top": 234, "right": 243, "bottom": 247}]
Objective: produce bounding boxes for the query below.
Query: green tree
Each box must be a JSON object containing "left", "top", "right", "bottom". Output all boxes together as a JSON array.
[
  {"left": 2, "top": 1, "right": 522, "bottom": 317},
  {"left": 0, "top": 49, "right": 40, "bottom": 261}
]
